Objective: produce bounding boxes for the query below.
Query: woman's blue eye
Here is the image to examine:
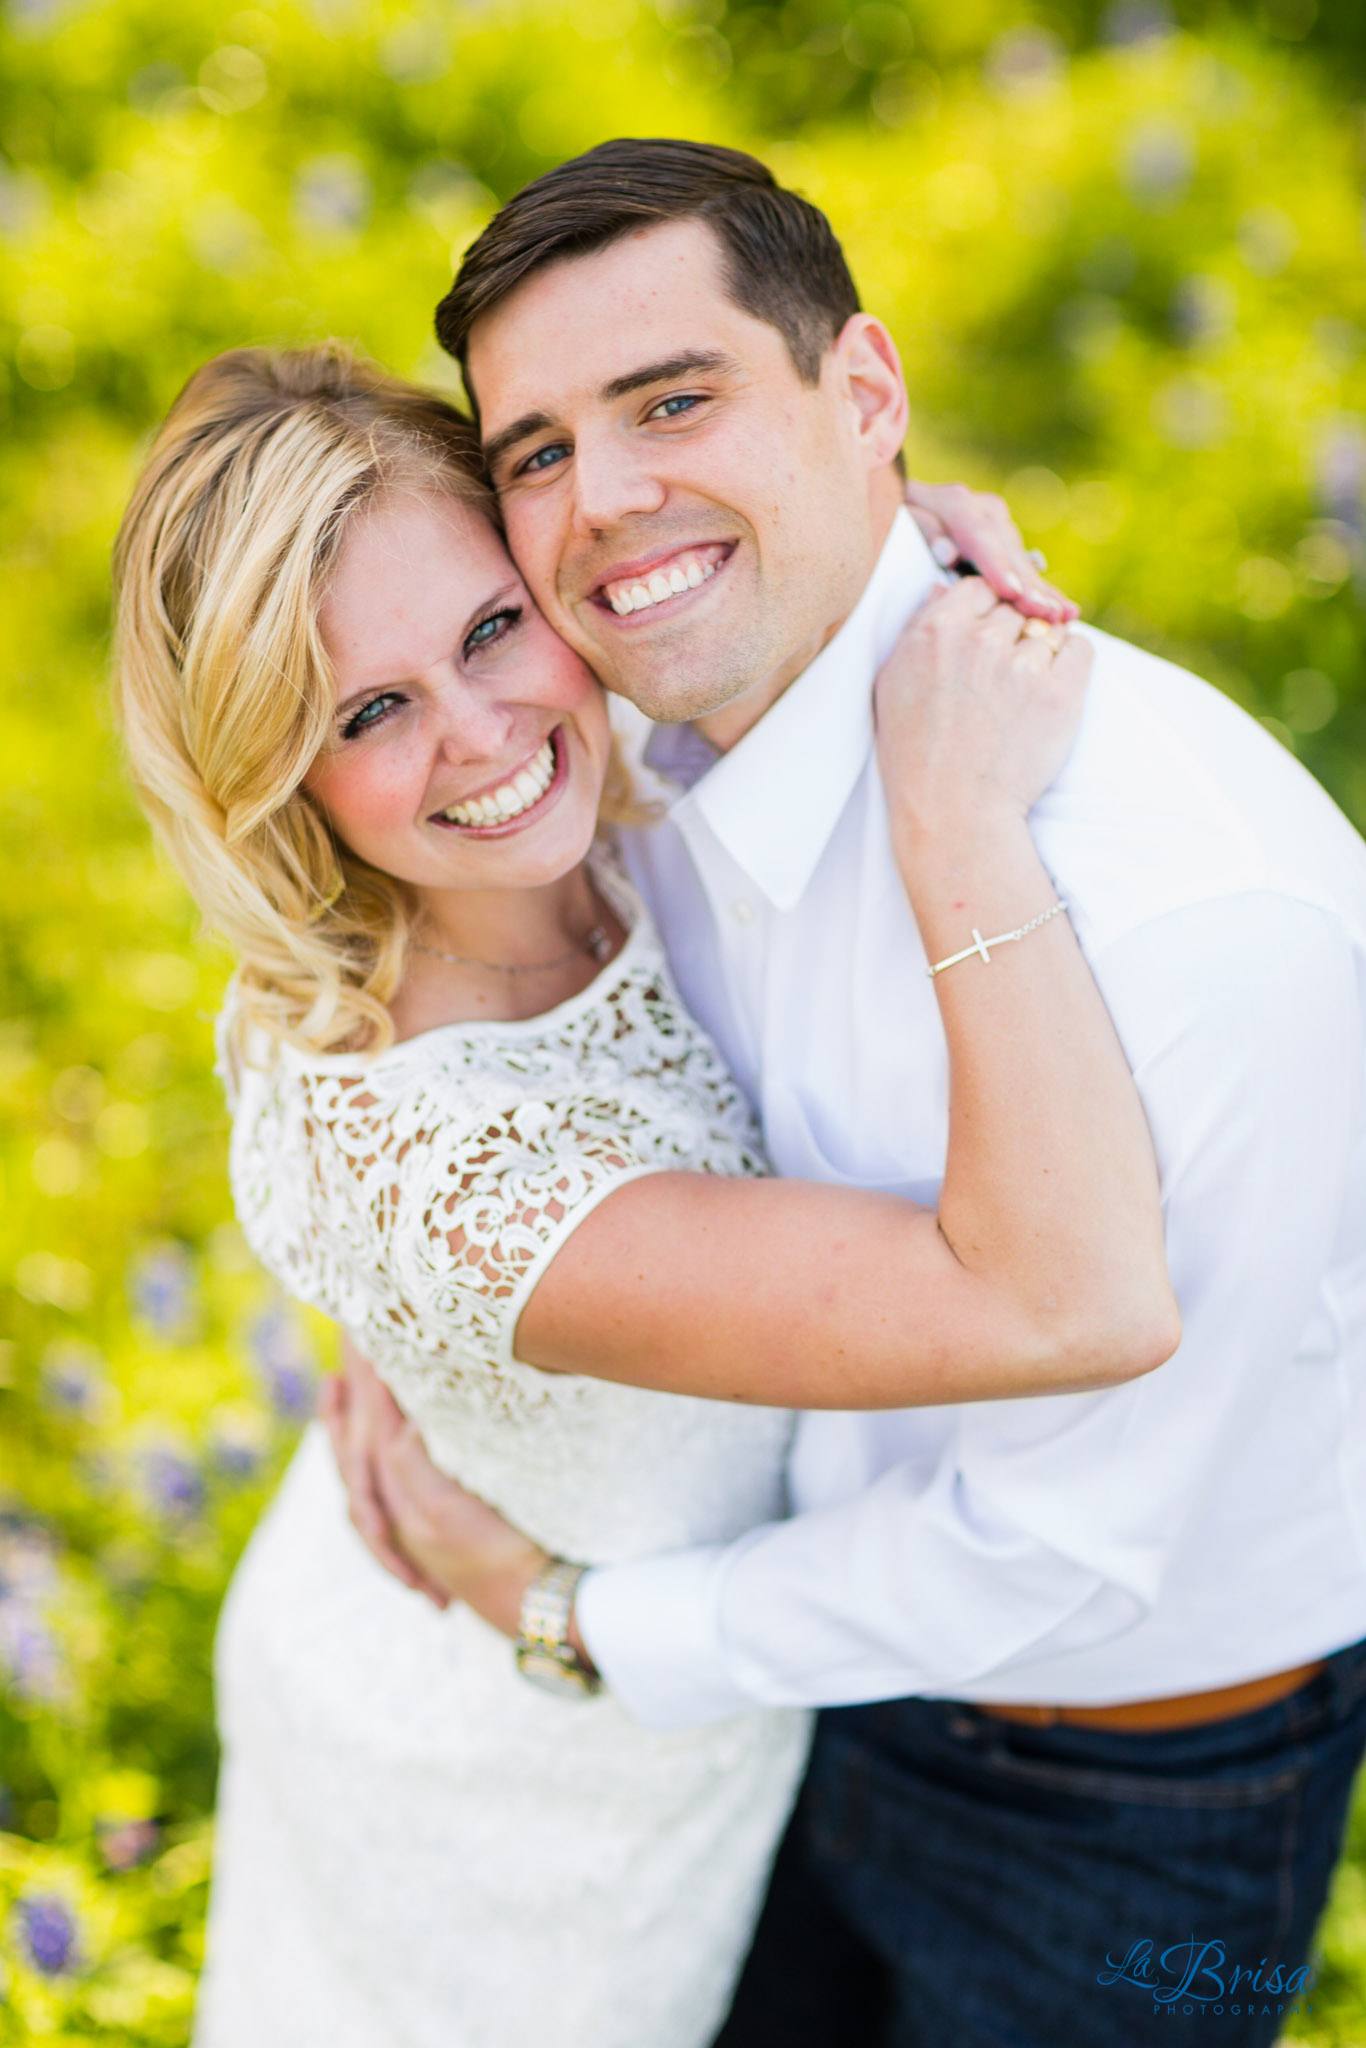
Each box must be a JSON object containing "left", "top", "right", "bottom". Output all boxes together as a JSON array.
[
  {"left": 463, "top": 606, "right": 522, "bottom": 657},
  {"left": 342, "top": 692, "right": 402, "bottom": 740}
]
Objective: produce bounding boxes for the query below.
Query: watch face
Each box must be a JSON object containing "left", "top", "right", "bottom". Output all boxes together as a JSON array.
[{"left": 515, "top": 1646, "right": 599, "bottom": 1700}]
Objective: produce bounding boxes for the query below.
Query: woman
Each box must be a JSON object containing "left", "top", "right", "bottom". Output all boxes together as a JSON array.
[{"left": 111, "top": 344, "right": 1177, "bottom": 2048}]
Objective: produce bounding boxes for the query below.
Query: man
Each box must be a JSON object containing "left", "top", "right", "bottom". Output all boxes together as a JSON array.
[{"left": 329, "top": 140, "right": 1366, "bottom": 2044}]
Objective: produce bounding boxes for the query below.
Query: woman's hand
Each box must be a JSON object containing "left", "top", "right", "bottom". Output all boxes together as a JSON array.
[
  {"left": 373, "top": 1424, "right": 548, "bottom": 1637},
  {"left": 874, "top": 578, "right": 1092, "bottom": 842},
  {"left": 904, "top": 478, "right": 1078, "bottom": 625}
]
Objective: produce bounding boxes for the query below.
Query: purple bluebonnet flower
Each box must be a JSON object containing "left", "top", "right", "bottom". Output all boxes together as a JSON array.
[
  {"left": 249, "top": 1305, "right": 318, "bottom": 1421},
  {"left": 136, "top": 1442, "right": 204, "bottom": 1523},
  {"left": 13, "top": 1893, "right": 79, "bottom": 1975},
  {"left": 1317, "top": 417, "right": 1366, "bottom": 581},
  {"left": 39, "top": 1342, "right": 108, "bottom": 1418},
  {"left": 1102, "top": 0, "right": 1172, "bottom": 44},
  {"left": 207, "top": 1405, "right": 269, "bottom": 1483},
  {"left": 1122, "top": 117, "right": 1194, "bottom": 207},
  {"left": 128, "top": 1241, "right": 199, "bottom": 1340},
  {"left": 293, "top": 153, "right": 371, "bottom": 235},
  {"left": 0, "top": 1520, "right": 58, "bottom": 1598},
  {"left": 97, "top": 1817, "right": 160, "bottom": 1871},
  {"left": 0, "top": 1606, "right": 63, "bottom": 1702},
  {"left": 0, "top": 1523, "right": 65, "bottom": 1702}
]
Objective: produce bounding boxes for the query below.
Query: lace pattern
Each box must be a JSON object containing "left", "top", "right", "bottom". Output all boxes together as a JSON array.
[
  {"left": 226, "top": 856, "right": 768, "bottom": 1428},
  {"left": 203, "top": 852, "right": 811, "bottom": 2048}
]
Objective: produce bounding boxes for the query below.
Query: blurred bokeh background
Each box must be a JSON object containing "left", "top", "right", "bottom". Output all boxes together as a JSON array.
[{"left": 2, "top": 0, "right": 1365, "bottom": 2037}]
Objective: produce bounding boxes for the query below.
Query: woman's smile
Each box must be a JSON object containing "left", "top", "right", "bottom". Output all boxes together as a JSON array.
[
  {"left": 306, "top": 490, "right": 611, "bottom": 900},
  {"left": 431, "top": 726, "right": 568, "bottom": 834}
]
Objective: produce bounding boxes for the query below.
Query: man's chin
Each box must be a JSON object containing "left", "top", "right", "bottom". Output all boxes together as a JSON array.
[
  {"left": 595, "top": 655, "right": 752, "bottom": 727},
  {"left": 576, "top": 617, "right": 754, "bottom": 722}
]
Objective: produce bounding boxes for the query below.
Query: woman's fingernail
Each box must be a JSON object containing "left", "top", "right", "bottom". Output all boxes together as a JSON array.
[
  {"left": 931, "top": 536, "right": 959, "bottom": 567},
  {"left": 1005, "top": 571, "right": 1024, "bottom": 594}
]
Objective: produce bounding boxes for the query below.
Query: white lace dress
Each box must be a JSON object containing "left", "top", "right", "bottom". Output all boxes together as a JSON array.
[{"left": 195, "top": 860, "right": 812, "bottom": 2048}]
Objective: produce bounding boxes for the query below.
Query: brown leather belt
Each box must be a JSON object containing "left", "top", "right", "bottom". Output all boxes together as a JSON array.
[{"left": 976, "top": 1658, "right": 1326, "bottom": 1734}]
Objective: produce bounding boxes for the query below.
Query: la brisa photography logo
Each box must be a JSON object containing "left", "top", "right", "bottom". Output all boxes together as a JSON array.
[{"left": 1098, "top": 1937, "right": 1316, "bottom": 2021}]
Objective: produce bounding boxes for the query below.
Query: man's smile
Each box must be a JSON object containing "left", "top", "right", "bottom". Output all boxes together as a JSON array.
[{"left": 590, "top": 540, "right": 736, "bottom": 620}]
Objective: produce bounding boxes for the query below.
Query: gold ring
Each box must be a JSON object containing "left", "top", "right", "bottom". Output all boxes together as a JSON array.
[{"left": 1020, "top": 618, "right": 1065, "bottom": 654}]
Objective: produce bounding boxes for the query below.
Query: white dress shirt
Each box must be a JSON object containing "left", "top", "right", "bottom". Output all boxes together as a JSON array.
[{"left": 576, "top": 510, "right": 1366, "bottom": 1731}]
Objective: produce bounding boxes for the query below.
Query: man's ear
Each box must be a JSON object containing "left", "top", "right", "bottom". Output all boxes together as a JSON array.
[{"left": 830, "top": 314, "right": 909, "bottom": 473}]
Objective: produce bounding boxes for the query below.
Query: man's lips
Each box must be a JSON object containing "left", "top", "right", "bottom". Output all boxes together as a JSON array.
[
  {"left": 428, "top": 729, "right": 565, "bottom": 833},
  {"left": 591, "top": 541, "right": 735, "bottom": 619}
]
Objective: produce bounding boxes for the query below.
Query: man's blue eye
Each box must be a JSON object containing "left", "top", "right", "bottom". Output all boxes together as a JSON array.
[
  {"left": 653, "top": 394, "right": 702, "bottom": 418},
  {"left": 523, "top": 443, "right": 568, "bottom": 474}
]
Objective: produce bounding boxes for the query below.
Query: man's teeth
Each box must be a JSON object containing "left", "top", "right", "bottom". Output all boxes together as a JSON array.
[
  {"left": 607, "top": 553, "right": 718, "bottom": 616},
  {"left": 440, "top": 738, "right": 555, "bottom": 828}
]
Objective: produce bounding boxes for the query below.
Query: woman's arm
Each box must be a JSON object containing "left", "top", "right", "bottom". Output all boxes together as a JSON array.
[
  {"left": 514, "top": 578, "right": 1179, "bottom": 1409},
  {"left": 902, "top": 477, "right": 1078, "bottom": 625}
]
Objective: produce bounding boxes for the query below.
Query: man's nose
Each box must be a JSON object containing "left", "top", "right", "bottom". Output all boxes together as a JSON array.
[{"left": 569, "top": 426, "right": 667, "bottom": 537}]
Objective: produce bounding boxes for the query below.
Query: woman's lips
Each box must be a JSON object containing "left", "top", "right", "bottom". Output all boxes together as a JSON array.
[{"left": 429, "top": 729, "right": 567, "bottom": 835}]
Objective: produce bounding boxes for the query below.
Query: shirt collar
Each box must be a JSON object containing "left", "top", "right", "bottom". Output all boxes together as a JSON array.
[
  {"left": 642, "top": 719, "right": 720, "bottom": 792},
  {"left": 678, "top": 509, "right": 941, "bottom": 911}
]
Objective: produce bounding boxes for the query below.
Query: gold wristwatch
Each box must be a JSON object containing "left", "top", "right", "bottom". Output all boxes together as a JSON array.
[{"left": 514, "top": 1559, "right": 602, "bottom": 1699}]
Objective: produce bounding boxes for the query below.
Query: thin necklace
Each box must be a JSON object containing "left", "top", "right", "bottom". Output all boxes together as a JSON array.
[{"left": 411, "top": 923, "right": 615, "bottom": 975}]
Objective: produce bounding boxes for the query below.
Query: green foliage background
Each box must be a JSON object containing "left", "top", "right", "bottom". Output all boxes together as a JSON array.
[{"left": 2, "top": 0, "right": 1365, "bottom": 2036}]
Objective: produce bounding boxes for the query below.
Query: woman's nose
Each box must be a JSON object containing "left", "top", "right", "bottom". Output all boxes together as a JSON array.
[{"left": 428, "top": 676, "right": 519, "bottom": 766}]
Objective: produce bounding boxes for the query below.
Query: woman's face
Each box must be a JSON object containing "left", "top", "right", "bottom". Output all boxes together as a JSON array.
[{"left": 306, "top": 490, "right": 610, "bottom": 898}]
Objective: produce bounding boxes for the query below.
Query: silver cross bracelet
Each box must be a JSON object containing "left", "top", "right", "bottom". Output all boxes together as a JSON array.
[{"left": 926, "top": 900, "right": 1070, "bottom": 979}]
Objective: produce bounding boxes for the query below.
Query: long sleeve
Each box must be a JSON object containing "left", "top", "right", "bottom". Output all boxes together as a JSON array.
[{"left": 577, "top": 892, "right": 1365, "bottom": 1728}]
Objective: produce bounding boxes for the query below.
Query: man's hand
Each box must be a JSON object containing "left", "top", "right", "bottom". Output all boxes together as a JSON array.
[
  {"left": 322, "top": 1342, "right": 594, "bottom": 1664},
  {"left": 319, "top": 1337, "right": 453, "bottom": 1606},
  {"left": 904, "top": 478, "right": 1079, "bottom": 625}
]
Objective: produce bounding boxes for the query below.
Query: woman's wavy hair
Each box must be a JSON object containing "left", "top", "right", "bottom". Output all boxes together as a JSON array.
[{"left": 112, "top": 343, "right": 635, "bottom": 1061}]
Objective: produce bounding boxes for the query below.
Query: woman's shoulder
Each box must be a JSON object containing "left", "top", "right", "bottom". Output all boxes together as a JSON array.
[{"left": 219, "top": 839, "right": 721, "bottom": 1143}]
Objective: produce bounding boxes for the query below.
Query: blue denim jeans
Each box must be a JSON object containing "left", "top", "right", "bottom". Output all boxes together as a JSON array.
[{"left": 713, "top": 1639, "right": 1366, "bottom": 2048}]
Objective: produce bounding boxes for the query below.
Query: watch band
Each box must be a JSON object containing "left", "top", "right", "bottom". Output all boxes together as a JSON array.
[{"left": 514, "top": 1559, "right": 602, "bottom": 1699}]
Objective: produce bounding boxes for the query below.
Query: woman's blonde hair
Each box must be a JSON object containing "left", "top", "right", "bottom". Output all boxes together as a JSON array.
[{"left": 113, "top": 343, "right": 635, "bottom": 1060}]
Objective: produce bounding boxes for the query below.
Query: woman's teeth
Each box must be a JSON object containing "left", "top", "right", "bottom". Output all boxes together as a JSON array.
[
  {"left": 606, "top": 553, "right": 719, "bottom": 616},
  {"left": 440, "top": 737, "right": 556, "bottom": 828}
]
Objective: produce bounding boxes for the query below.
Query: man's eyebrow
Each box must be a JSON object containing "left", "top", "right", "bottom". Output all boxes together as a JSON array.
[
  {"left": 481, "top": 352, "right": 739, "bottom": 474},
  {"left": 482, "top": 409, "right": 555, "bottom": 474},
  {"left": 600, "top": 349, "right": 739, "bottom": 402}
]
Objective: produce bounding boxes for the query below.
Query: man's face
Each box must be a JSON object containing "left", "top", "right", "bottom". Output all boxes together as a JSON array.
[{"left": 466, "top": 219, "right": 899, "bottom": 739}]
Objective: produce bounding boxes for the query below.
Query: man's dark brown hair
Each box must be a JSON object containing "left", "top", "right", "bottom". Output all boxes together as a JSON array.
[{"left": 436, "top": 137, "right": 861, "bottom": 393}]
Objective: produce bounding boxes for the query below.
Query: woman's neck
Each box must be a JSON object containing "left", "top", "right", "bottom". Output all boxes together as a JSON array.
[{"left": 390, "top": 858, "right": 624, "bottom": 1034}]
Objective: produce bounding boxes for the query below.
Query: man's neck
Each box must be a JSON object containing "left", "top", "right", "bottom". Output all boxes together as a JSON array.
[{"left": 691, "top": 477, "right": 902, "bottom": 755}]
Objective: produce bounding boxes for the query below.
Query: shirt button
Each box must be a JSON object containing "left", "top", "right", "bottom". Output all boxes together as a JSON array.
[{"left": 732, "top": 900, "right": 754, "bottom": 926}]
